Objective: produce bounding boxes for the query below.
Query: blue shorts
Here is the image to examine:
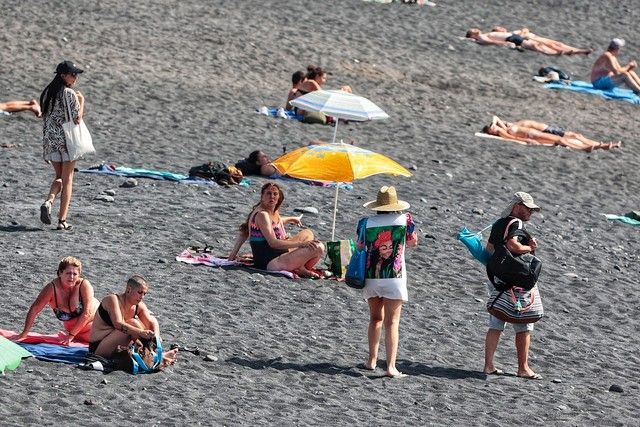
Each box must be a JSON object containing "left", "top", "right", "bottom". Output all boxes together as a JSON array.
[{"left": 592, "top": 75, "right": 616, "bottom": 91}]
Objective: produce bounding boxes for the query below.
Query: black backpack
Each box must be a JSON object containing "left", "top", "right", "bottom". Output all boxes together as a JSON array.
[
  {"left": 188, "top": 161, "right": 228, "bottom": 180},
  {"left": 487, "top": 218, "right": 542, "bottom": 291}
]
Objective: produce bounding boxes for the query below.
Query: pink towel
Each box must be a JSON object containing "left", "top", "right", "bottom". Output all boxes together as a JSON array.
[{"left": 0, "top": 329, "right": 88, "bottom": 347}]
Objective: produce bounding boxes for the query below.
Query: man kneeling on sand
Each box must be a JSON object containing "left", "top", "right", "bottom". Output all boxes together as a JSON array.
[{"left": 591, "top": 38, "right": 640, "bottom": 94}]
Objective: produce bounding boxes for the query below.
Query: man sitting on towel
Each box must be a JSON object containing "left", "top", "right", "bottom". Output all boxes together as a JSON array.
[{"left": 591, "top": 38, "right": 640, "bottom": 95}]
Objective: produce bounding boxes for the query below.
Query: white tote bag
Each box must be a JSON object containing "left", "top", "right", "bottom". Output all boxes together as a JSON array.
[{"left": 62, "top": 90, "right": 95, "bottom": 160}]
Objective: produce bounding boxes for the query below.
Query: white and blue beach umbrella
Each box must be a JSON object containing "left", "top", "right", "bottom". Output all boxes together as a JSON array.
[{"left": 289, "top": 89, "right": 389, "bottom": 143}]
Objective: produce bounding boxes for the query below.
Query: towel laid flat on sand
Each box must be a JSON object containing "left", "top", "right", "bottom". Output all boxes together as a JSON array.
[
  {"left": 475, "top": 132, "right": 530, "bottom": 146},
  {"left": 0, "top": 336, "right": 33, "bottom": 373},
  {"left": 18, "top": 343, "right": 88, "bottom": 364},
  {"left": 544, "top": 80, "right": 640, "bottom": 105},
  {"left": 256, "top": 106, "right": 304, "bottom": 122},
  {"left": 79, "top": 163, "right": 241, "bottom": 186},
  {"left": 0, "top": 329, "right": 88, "bottom": 346},
  {"left": 0, "top": 329, "right": 88, "bottom": 365},
  {"left": 176, "top": 249, "right": 296, "bottom": 279}
]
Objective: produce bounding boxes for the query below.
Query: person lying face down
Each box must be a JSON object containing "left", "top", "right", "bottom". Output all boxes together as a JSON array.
[
  {"left": 482, "top": 116, "right": 621, "bottom": 151},
  {"left": 235, "top": 150, "right": 277, "bottom": 177}
]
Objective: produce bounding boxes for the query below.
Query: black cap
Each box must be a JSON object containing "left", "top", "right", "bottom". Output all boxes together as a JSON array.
[{"left": 55, "top": 60, "right": 84, "bottom": 75}]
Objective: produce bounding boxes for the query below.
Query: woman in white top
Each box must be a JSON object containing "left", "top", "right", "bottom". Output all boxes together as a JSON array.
[{"left": 356, "top": 186, "right": 418, "bottom": 378}]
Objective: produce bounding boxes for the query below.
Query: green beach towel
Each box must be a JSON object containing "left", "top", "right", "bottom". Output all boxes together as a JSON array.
[
  {"left": 603, "top": 213, "right": 640, "bottom": 226},
  {"left": 0, "top": 336, "right": 33, "bottom": 373}
]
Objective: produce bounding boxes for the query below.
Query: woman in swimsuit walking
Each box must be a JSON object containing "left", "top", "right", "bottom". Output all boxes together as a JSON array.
[
  {"left": 15, "top": 256, "right": 99, "bottom": 345},
  {"left": 228, "top": 182, "right": 325, "bottom": 278},
  {"left": 88, "top": 274, "right": 177, "bottom": 367},
  {"left": 483, "top": 116, "right": 621, "bottom": 151}
]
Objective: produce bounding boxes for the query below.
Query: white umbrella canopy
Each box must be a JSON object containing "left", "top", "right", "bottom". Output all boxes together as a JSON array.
[{"left": 289, "top": 89, "right": 389, "bottom": 143}]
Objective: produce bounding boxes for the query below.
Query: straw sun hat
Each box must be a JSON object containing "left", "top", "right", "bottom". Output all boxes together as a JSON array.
[{"left": 363, "top": 186, "right": 410, "bottom": 211}]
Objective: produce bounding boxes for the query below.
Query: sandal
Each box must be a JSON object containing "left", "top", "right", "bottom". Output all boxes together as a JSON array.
[{"left": 57, "top": 219, "right": 73, "bottom": 230}]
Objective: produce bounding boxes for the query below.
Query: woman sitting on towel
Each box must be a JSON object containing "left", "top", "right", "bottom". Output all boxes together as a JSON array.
[
  {"left": 483, "top": 116, "right": 621, "bottom": 151},
  {"left": 15, "top": 256, "right": 99, "bottom": 345},
  {"left": 228, "top": 182, "right": 325, "bottom": 278},
  {"left": 296, "top": 65, "right": 352, "bottom": 124},
  {"left": 88, "top": 274, "right": 178, "bottom": 366}
]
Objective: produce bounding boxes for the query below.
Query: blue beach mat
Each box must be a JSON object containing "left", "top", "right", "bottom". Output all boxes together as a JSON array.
[
  {"left": 544, "top": 80, "right": 640, "bottom": 104},
  {"left": 256, "top": 106, "right": 304, "bottom": 122},
  {"left": 17, "top": 343, "right": 88, "bottom": 365},
  {"left": 0, "top": 336, "right": 33, "bottom": 373}
]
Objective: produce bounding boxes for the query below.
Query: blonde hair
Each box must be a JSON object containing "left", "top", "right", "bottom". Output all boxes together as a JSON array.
[
  {"left": 127, "top": 274, "right": 148, "bottom": 290},
  {"left": 57, "top": 256, "right": 82, "bottom": 275}
]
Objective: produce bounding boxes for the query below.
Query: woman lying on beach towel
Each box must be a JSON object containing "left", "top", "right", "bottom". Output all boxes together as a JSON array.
[
  {"left": 228, "top": 182, "right": 325, "bottom": 278},
  {"left": 15, "top": 256, "right": 99, "bottom": 345},
  {"left": 482, "top": 116, "right": 621, "bottom": 151},
  {"left": 88, "top": 275, "right": 177, "bottom": 368}
]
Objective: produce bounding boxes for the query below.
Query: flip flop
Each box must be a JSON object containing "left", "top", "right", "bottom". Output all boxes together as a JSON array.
[
  {"left": 485, "top": 368, "right": 504, "bottom": 375},
  {"left": 386, "top": 372, "right": 408, "bottom": 379},
  {"left": 517, "top": 372, "right": 543, "bottom": 380}
]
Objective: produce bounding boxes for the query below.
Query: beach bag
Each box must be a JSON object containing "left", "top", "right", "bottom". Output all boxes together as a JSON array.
[
  {"left": 188, "top": 161, "right": 243, "bottom": 185},
  {"left": 487, "top": 219, "right": 542, "bottom": 292},
  {"left": 62, "top": 90, "right": 95, "bottom": 160},
  {"left": 345, "top": 219, "right": 367, "bottom": 289},
  {"left": 110, "top": 336, "right": 163, "bottom": 374},
  {"left": 325, "top": 239, "right": 355, "bottom": 278},
  {"left": 487, "top": 285, "right": 544, "bottom": 324}
]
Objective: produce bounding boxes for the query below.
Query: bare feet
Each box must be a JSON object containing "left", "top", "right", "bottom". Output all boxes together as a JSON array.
[
  {"left": 160, "top": 348, "right": 178, "bottom": 368},
  {"left": 29, "top": 99, "right": 42, "bottom": 117},
  {"left": 386, "top": 368, "right": 407, "bottom": 378},
  {"left": 296, "top": 268, "right": 321, "bottom": 279}
]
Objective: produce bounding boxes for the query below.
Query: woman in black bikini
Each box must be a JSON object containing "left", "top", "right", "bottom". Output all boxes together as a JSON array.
[
  {"left": 88, "top": 275, "right": 177, "bottom": 365},
  {"left": 15, "top": 256, "right": 99, "bottom": 345}
]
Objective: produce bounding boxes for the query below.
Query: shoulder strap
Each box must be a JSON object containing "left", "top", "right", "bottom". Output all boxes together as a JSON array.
[
  {"left": 51, "top": 281, "right": 60, "bottom": 307},
  {"left": 502, "top": 217, "right": 522, "bottom": 243},
  {"left": 358, "top": 218, "right": 368, "bottom": 244}
]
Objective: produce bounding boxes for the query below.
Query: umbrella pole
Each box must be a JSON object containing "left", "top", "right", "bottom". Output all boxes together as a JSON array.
[
  {"left": 331, "top": 184, "right": 340, "bottom": 241},
  {"left": 331, "top": 118, "right": 339, "bottom": 144}
]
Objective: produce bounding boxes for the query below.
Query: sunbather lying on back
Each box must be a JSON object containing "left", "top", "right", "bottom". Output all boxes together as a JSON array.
[
  {"left": 482, "top": 116, "right": 621, "bottom": 152},
  {"left": 466, "top": 28, "right": 589, "bottom": 56},
  {"left": 492, "top": 27, "right": 592, "bottom": 56}
]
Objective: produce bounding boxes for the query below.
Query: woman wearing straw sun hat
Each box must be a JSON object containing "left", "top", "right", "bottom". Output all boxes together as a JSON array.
[{"left": 356, "top": 186, "right": 418, "bottom": 378}]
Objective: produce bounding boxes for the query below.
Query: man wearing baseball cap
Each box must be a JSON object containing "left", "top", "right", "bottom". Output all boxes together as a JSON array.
[
  {"left": 591, "top": 38, "right": 640, "bottom": 94},
  {"left": 483, "top": 191, "right": 543, "bottom": 380}
]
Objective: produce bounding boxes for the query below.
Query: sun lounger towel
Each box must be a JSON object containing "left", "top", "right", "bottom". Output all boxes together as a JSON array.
[
  {"left": 475, "top": 132, "right": 530, "bottom": 146},
  {"left": 0, "top": 329, "right": 88, "bottom": 346},
  {"left": 602, "top": 214, "right": 640, "bottom": 226},
  {"left": 256, "top": 106, "right": 304, "bottom": 122},
  {"left": 17, "top": 343, "right": 88, "bottom": 364},
  {"left": 79, "top": 164, "right": 250, "bottom": 186},
  {"left": 544, "top": 80, "right": 640, "bottom": 105},
  {"left": 0, "top": 336, "right": 32, "bottom": 373},
  {"left": 176, "top": 249, "right": 296, "bottom": 279}
]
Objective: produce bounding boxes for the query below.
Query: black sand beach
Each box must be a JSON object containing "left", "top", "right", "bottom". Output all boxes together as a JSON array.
[{"left": 1, "top": 0, "right": 639, "bottom": 425}]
